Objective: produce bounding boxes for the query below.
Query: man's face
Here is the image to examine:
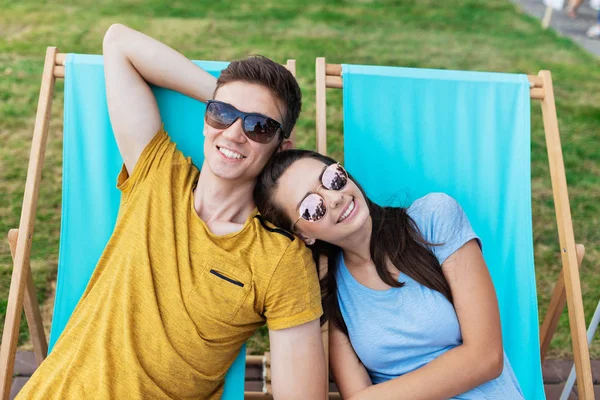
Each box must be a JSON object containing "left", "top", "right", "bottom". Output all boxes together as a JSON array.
[{"left": 203, "top": 81, "right": 288, "bottom": 183}]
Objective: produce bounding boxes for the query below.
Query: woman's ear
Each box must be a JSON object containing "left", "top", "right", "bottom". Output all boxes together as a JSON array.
[{"left": 297, "top": 232, "right": 316, "bottom": 246}]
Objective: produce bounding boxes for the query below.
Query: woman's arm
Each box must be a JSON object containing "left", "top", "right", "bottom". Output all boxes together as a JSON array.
[
  {"left": 329, "top": 323, "right": 373, "bottom": 399},
  {"left": 348, "top": 239, "right": 504, "bottom": 400}
]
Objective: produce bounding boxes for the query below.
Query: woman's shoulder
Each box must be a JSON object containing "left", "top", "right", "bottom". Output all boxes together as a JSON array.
[
  {"left": 407, "top": 192, "right": 461, "bottom": 219},
  {"left": 407, "top": 193, "right": 479, "bottom": 264},
  {"left": 407, "top": 193, "right": 469, "bottom": 243}
]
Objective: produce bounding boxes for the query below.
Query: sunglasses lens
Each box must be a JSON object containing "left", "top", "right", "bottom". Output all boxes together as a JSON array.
[
  {"left": 322, "top": 164, "right": 348, "bottom": 190},
  {"left": 244, "top": 115, "right": 279, "bottom": 144},
  {"left": 299, "top": 194, "right": 327, "bottom": 222},
  {"left": 205, "top": 102, "right": 235, "bottom": 129}
]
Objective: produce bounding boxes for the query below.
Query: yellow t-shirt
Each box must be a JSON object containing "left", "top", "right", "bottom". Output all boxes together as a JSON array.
[{"left": 17, "top": 128, "right": 322, "bottom": 399}]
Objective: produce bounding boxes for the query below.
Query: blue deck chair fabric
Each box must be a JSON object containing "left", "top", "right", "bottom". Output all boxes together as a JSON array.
[
  {"left": 342, "top": 65, "right": 543, "bottom": 399},
  {"left": 50, "top": 54, "right": 245, "bottom": 399}
]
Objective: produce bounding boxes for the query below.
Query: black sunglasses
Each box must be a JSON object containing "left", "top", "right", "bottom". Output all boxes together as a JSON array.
[{"left": 205, "top": 100, "right": 284, "bottom": 144}]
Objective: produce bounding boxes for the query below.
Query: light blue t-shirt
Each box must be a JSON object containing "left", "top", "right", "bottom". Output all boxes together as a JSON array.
[{"left": 336, "top": 193, "right": 524, "bottom": 399}]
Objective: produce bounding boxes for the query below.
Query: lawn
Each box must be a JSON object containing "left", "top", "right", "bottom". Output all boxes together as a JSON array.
[{"left": 1, "top": 0, "right": 599, "bottom": 358}]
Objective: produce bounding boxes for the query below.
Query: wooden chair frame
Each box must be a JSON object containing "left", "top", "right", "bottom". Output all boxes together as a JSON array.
[
  {"left": 315, "top": 57, "right": 594, "bottom": 399},
  {"left": 0, "top": 47, "right": 302, "bottom": 400}
]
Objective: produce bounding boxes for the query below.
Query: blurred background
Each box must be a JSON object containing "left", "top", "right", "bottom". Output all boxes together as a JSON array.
[{"left": 0, "top": 0, "right": 598, "bottom": 360}]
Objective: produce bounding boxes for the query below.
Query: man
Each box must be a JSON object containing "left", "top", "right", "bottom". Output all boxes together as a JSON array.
[{"left": 16, "top": 24, "right": 326, "bottom": 399}]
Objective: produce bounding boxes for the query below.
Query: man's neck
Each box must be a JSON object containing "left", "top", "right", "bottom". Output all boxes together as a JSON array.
[{"left": 193, "top": 167, "right": 256, "bottom": 234}]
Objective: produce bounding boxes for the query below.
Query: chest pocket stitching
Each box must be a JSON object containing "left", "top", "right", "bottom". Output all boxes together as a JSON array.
[
  {"left": 188, "top": 261, "right": 252, "bottom": 324},
  {"left": 209, "top": 269, "right": 244, "bottom": 287}
]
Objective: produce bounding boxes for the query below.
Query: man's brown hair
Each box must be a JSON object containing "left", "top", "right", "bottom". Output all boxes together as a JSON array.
[{"left": 214, "top": 56, "right": 301, "bottom": 140}]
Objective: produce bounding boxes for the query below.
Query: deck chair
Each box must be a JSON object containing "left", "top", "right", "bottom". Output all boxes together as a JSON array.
[
  {"left": 0, "top": 47, "right": 297, "bottom": 400},
  {"left": 315, "top": 58, "right": 594, "bottom": 399}
]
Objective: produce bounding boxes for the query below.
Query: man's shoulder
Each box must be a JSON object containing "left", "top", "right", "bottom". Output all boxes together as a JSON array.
[
  {"left": 239, "top": 214, "right": 317, "bottom": 313},
  {"left": 252, "top": 214, "right": 295, "bottom": 242},
  {"left": 247, "top": 214, "right": 311, "bottom": 263}
]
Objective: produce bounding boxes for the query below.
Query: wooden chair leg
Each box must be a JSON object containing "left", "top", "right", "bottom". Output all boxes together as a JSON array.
[
  {"left": 316, "top": 57, "right": 328, "bottom": 155},
  {"left": 540, "top": 244, "right": 585, "bottom": 361},
  {"left": 285, "top": 59, "right": 297, "bottom": 148},
  {"left": 7, "top": 230, "right": 48, "bottom": 365},
  {"left": 539, "top": 70, "right": 594, "bottom": 398},
  {"left": 0, "top": 46, "right": 57, "bottom": 400}
]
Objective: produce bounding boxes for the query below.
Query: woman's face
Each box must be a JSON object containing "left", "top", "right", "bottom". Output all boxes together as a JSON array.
[{"left": 274, "top": 158, "right": 370, "bottom": 246}]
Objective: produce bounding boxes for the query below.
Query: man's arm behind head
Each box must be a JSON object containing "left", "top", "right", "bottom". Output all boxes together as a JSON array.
[{"left": 103, "top": 23, "right": 216, "bottom": 174}]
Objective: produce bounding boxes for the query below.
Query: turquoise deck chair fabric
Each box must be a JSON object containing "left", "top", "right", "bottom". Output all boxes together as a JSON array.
[
  {"left": 342, "top": 65, "right": 543, "bottom": 399},
  {"left": 50, "top": 54, "right": 244, "bottom": 399}
]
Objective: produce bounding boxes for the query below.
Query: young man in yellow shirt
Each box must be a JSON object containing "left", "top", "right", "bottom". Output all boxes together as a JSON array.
[{"left": 17, "top": 24, "right": 326, "bottom": 400}]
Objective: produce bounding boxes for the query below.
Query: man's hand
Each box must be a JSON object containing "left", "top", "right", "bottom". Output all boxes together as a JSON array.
[{"left": 268, "top": 319, "right": 327, "bottom": 400}]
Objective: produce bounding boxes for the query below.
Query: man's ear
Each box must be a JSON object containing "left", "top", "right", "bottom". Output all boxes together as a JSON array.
[{"left": 278, "top": 139, "right": 293, "bottom": 152}]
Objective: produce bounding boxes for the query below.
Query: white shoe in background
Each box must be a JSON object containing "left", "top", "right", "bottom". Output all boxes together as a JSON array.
[{"left": 586, "top": 24, "right": 600, "bottom": 38}]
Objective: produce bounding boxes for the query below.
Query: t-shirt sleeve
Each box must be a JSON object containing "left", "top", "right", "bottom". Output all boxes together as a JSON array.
[
  {"left": 116, "top": 125, "right": 187, "bottom": 201},
  {"left": 264, "top": 240, "right": 323, "bottom": 331},
  {"left": 412, "top": 193, "right": 481, "bottom": 265}
]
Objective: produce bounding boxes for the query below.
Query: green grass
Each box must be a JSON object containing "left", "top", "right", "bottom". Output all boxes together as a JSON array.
[{"left": 0, "top": 0, "right": 599, "bottom": 358}]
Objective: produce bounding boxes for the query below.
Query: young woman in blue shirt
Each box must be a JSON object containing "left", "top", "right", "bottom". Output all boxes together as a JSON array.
[{"left": 254, "top": 149, "right": 524, "bottom": 400}]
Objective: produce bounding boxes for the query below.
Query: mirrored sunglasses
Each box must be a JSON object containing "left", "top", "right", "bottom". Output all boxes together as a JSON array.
[{"left": 292, "top": 163, "right": 349, "bottom": 231}]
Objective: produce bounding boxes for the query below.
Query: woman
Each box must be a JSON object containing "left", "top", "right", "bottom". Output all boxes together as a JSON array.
[{"left": 254, "top": 149, "right": 524, "bottom": 400}]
